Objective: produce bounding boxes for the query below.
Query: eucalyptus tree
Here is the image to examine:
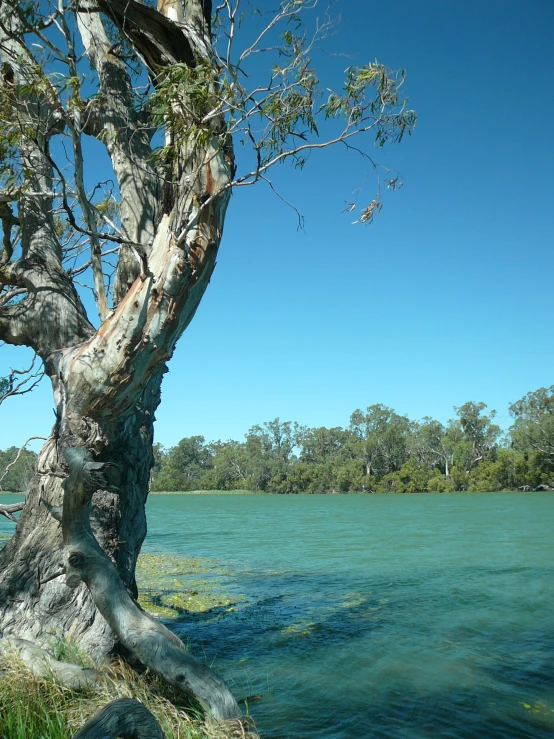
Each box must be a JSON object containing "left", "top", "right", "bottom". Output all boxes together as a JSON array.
[
  {"left": 0, "top": 0, "right": 415, "bottom": 719},
  {"left": 349, "top": 404, "right": 411, "bottom": 479},
  {"left": 411, "top": 416, "right": 460, "bottom": 478},
  {"left": 452, "top": 401, "right": 501, "bottom": 471},
  {"left": 509, "top": 386, "right": 554, "bottom": 482}
]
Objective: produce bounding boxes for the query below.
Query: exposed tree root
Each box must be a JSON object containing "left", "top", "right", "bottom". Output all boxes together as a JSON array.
[
  {"left": 0, "top": 637, "right": 100, "bottom": 689},
  {"left": 50, "top": 446, "right": 241, "bottom": 721}
]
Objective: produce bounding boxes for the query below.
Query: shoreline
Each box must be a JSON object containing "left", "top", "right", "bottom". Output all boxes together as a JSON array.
[{"left": 2, "top": 489, "right": 550, "bottom": 499}]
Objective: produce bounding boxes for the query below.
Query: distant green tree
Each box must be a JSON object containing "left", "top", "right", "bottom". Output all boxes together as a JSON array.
[
  {"left": 349, "top": 404, "right": 411, "bottom": 480},
  {"left": 296, "top": 426, "right": 355, "bottom": 492},
  {"left": 150, "top": 443, "right": 166, "bottom": 484},
  {"left": 426, "top": 472, "right": 457, "bottom": 493},
  {"left": 144, "top": 391, "right": 554, "bottom": 495},
  {"left": 451, "top": 401, "right": 501, "bottom": 472},
  {"left": 299, "top": 426, "right": 352, "bottom": 465},
  {"left": 468, "top": 449, "right": 520, "bottom": 492},
  {"left": 509, "top": 386, "right": 554, "bottom": 488},
  {"left": 244, "top": 419, "right": 306, "bottom": 492},
  {"left": 377, "top": 458, "right": 432, "bottom": 493},
  {"left": 0, "top": 446, "right": 37, "bottom": 492},
  {"left": 199, "top": 440, "right": 250, "bottom": 490},
  {"left": 411, "top": 417, "right": 461, "bottom": 478},
  {"left": 151, "top": 436, "right": 213, "bottom": 491}
]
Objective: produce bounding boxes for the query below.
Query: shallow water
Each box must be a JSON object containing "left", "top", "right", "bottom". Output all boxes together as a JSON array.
[
  {"left": 2, "top": 491, "right": 553, "bottom": 738},
  {"left": 142, "top": 493, "right": 554, "bottom": 738}
]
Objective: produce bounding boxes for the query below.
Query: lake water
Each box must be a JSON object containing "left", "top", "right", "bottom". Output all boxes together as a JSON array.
[
  {"left": 143, "top": 493, "right": 554, "bottom": 739},
  {"left": 2, "top": 492, "right": 553, "bottom": 738}
]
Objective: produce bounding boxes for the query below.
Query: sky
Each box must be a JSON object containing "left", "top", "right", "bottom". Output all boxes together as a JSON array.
[{"left": 1, "top": 0, "right": 554, "bottom": 450}]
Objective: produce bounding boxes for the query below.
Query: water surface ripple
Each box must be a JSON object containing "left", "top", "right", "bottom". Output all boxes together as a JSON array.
[
  {"left": 3, "top": 492, "right": 552, "bottom": 738},
  {"left": 140, "top": 493, "right": 554, "bottom": 738},
  {"left": 143, "top": 493, "right": 554, "bottom": 738}
]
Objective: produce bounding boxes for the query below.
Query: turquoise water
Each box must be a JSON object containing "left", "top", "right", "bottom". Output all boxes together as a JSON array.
[
  {"left": 142, "top": 493, "right": 554, "bottom": 738},
  {"left": 2, "top": 492, "right": 553, "bottom": 738}
]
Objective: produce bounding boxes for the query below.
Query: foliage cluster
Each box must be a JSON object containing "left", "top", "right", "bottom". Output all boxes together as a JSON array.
[{"left": 150, "top": 387, "right": 554, "bottom": 494}]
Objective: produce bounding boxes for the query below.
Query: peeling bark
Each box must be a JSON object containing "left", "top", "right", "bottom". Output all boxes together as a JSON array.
[{"left": 0, "top": 0, "right": 237, "bottom": 717}]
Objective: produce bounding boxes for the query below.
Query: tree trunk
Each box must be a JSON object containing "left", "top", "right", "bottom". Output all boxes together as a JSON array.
[{"left": 0, "top": 370, "right": 161, "bottom": 658}]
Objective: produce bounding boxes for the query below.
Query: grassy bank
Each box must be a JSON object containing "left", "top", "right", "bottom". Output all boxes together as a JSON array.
[
  {"left": 0, "top": 647, "right": 255, "bottom": 739},
  {"left": 0, "top": 551, "right": 256, "bottom": 738}
]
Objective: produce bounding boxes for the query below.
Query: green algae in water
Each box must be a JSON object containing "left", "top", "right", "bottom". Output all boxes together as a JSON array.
[{"left": 136, "top": 551, "right": 246, "bottom": 619}]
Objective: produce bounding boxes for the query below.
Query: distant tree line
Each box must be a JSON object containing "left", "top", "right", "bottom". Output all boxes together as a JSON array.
[
  {"left": 150, "top": 386, "right": 554, "bottom": 493},
  {"left": 2, "top": 386, "right": 554, "bottom": 495}
]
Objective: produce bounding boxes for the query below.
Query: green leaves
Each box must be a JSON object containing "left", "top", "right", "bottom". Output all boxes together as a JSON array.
[{"left": 322, "top": 62, "right": 416, "bottom": 147}]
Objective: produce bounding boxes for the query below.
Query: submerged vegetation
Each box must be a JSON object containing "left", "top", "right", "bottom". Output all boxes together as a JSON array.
[
  {"left": 0, "top": 551, "right": 256, "bottom": 738},
  {"left": 148, "top": 387, "right": 554, "bottom": 494},
  {"left": 136, "top": 552, "right": 245, "bottom": 619}
]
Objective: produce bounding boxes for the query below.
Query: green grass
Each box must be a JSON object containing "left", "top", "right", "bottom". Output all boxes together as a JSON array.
[{"left": 0, "top": 646, "right": 256, "bottom": 739}]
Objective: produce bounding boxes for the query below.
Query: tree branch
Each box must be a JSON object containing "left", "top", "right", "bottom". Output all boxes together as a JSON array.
[
  {"left": 92, "top": 0, "right": 197, "bottom": 71},
  {"left": 76, "top": 1, "right": 159, "bottom": 303},
  {"left": 0, "top": 435, "right": 46, "bottom": 491},
  {"left": 0, "top": 638, "right": 100, "bottom": 690},
  {"left": 0, "top": 9, "right": 95, "bottom": 354},
  {"left": 0, "top": 501, "right": 24, "bottom": 522},
  {"left": 0, "top": 353, "right": 44, "bottom": 405}
]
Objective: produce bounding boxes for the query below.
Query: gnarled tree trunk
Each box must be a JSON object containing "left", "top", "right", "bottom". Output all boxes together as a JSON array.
[
  {"left": 0, "top": 373, "right": 160, "bottom": 657},
  {"left": 0, "top": 0, "right": 238, "bottom": 716}
]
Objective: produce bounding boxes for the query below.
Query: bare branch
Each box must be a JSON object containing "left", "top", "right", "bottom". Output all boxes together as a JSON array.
[
  {"left": 0, "top": 288, "right": 27, "bottom": 308},
  {"left": 0, "top": 353, "right": 44, "bottom": 405},
  {"left": 0, "top": 435, "right": 46, "bottom": 492},
  {"left": 0, "top": 501, "right": 24, "bottom": 522},
  {"left": 57, "top": 10, "right": 109, "bottom": 321},
  {"left": 76, "top": 0, "right": 159, "bottom": 302}
]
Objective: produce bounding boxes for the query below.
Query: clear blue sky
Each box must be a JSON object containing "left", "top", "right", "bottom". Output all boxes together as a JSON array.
[{"left": 1, "top": 0, "right": 553, "bottom": 450}]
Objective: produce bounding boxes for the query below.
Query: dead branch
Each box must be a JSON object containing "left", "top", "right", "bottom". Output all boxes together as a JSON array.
[
  {"left": 0, "top": 500, "right": 24, "bottom": 521},
  {"left": 0, "top": 434, "right": 46, "bottom": 490},
  {"left": 0, "top": 354, "right": 44, "bottom": 406}
]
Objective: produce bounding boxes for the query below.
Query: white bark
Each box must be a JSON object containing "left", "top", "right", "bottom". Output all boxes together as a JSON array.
[{"left": 0, "top": 0, "right": 237, "bottom": 716}]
